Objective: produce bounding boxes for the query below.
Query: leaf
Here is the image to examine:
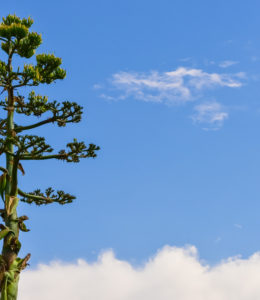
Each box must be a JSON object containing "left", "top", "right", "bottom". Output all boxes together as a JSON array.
[
  {"left": 16, "top": 254, "right": 30, "bottom": 271},
  {"left": 18, "top": 222, "right": 29, "bottom": 232},
  {"left": 17, "top": 215, "right": 28, "bottom": 222},
  {"left": 5, "top": 196, "right": 19, "bottom": 216},
  {"left": 0, "top": 173, "right": 6, "bottom": 201},
  {"left": 0, "top": 254, "right": 30, "bottom": 299},
  {"left": 0, "top": 278, "right": 7, "bottom": 300},
  {"left": 17, "top": 163, "right": 25, "bottom": 175},
  {"left": 1, "top": 258, "right": 19, "bottom": 300},
  {"left": 9, "top": 237, "right": 21, "bottom": 253},
  {"left": 0, "top": 227, "right": 10, "bottom": 240}
]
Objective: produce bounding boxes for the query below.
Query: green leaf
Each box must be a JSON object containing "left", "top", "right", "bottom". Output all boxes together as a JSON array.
[
  {"left": 0, "top": 255, "right": 20, "bottom": 300},
  {"left": 18, "top": 222, "right": 29, "bottom": 232},
  {"left": 0, "top": 173, "right": 6, "bottom": 202},
  {"left": 0, "top": 225, "right": 10, "bottom": 240}
]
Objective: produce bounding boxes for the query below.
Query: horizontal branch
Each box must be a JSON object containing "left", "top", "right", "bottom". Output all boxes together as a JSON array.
[
  {"left": 18, "top": 189, "right": 53, "bottom": 203},
  {"left": 20, "top": 154, "right": 65, "bottom": 160},
  {"left": 13, "top": 83, "right": 37, "bottom": 89},
  {"left": 19, "top": 187, "right": 75, "bottom": 205},
  {"left": 15, "top": 117, "right": 55, "bottom": 132}
]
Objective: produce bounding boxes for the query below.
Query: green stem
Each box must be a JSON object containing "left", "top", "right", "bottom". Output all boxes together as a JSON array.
[
  {"left": 18, "top": 189, "right": 53, "bottom": 203},
  {"left": 20, "top": 154, "right": 65, "bottom": 160},
  {"left": 0, "top": 52, "right": 21, "bottom": 300},
  {"left": 6, "top": 91, "right": 14, "bottom": 193},
  {"left": 15, "top": 117, "right": 55, "bottom": 132}
]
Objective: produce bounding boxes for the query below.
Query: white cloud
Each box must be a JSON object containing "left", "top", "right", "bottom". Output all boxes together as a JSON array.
[
  {"left": 219, "top": 61, "right": 239, "bottom": 68},
  {"left": 19, "top": 245, "right": 260, "bottom": 300},
  {"left": 105, "top": 67, "right": 244, "bottom": 104},
  {"left": 192, "top": 101, "right": 228, "bottom": 130}
]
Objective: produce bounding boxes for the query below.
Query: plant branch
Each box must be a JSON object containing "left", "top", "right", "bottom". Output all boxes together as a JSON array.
[
  {"left": 20, "top": 154, "right": 65, "bottom": 160},
  {"left": 15, "top": 117, "right": 55, "bottom": 132},
  {"left": 18, "top": 189, "right": 52, "bottom": 203},
  {"left": 18, "top": 187, "right": 75, "bottom": 205}
]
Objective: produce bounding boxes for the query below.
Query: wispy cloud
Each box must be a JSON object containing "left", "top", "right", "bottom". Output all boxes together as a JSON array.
[
  {"left": 219, "top": 60, "right": 239, "bottom": 68},
  {"left": 215, "top": 236, "right": 222, "bottom": 243},
  {"left": 179, "top": 57, "right": 192, "bottom": 62},
  {"left": 192, "top": 101, "right": 228, "bottom": 130},
  {"left": 251, "top": 56, "right": 259, "bottom": 62},
  {"left": 97, "top": 67, "right": 245, "bottom": 129},
  {"left": 20, "top": 245, "right": 260, "bottom": 300},
  {"left": 234, "top": 223, "right": 243, "bottom": 229},
  {"left": 93, "top": 84, "right": 103, "bottom": 90},
  {"left": 102, "top": 67, "right": 244, "bottom": 104}
]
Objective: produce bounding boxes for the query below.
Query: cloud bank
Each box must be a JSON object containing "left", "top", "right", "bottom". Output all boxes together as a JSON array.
[
  {"left": 19, "top": 245, "right": 260, "bottom": 300},
  {"left": 104, "top": 67, "right": 244, "bottom": 104}
]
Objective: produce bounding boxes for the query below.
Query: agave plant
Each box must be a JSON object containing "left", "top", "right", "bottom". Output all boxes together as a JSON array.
[{"left": 0, "top": 14, "right": 99, "bottom": 299}]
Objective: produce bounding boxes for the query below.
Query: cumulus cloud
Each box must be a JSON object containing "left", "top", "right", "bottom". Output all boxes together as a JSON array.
[
  {"left": 103, "top": 67, "right": 244, "bottom": 104},
  {"left": 192, "top": 101, "right": 228, "bottom": 130},
  {"left": 19, "top": 245, "right": 260, "bottom": 300},
  {"left": 219, "top": 60, "right": 239, "bottom": 68}
]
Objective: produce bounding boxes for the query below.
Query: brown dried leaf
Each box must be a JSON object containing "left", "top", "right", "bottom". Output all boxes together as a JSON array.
[
  {"left": 18, "top": 163, "right": 25, "bottom": 175},
  {"left": 5, "top": 196, "right": 19, "bottom": 216}
]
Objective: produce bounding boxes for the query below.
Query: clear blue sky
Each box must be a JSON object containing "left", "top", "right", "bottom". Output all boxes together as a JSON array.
[{"left": 2, "top": 0, "right": 260, "bottom": 267}]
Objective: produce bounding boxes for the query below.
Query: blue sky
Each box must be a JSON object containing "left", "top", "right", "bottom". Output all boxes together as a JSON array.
[{"left": 2, "top": 0, "right": 260, "bottom": 270}]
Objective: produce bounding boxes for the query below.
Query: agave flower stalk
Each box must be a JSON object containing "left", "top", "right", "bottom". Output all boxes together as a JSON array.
[{"left": 0, "top": 14, "right": 99, "bottom": 299}]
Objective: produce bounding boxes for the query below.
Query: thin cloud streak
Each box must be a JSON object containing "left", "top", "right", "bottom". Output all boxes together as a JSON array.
[
  {"left": 19, "top": 245, "right": 260, "bottom": 300},
  {"left": 219, "top": 61, "right": 239, "bottom": 68}
]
